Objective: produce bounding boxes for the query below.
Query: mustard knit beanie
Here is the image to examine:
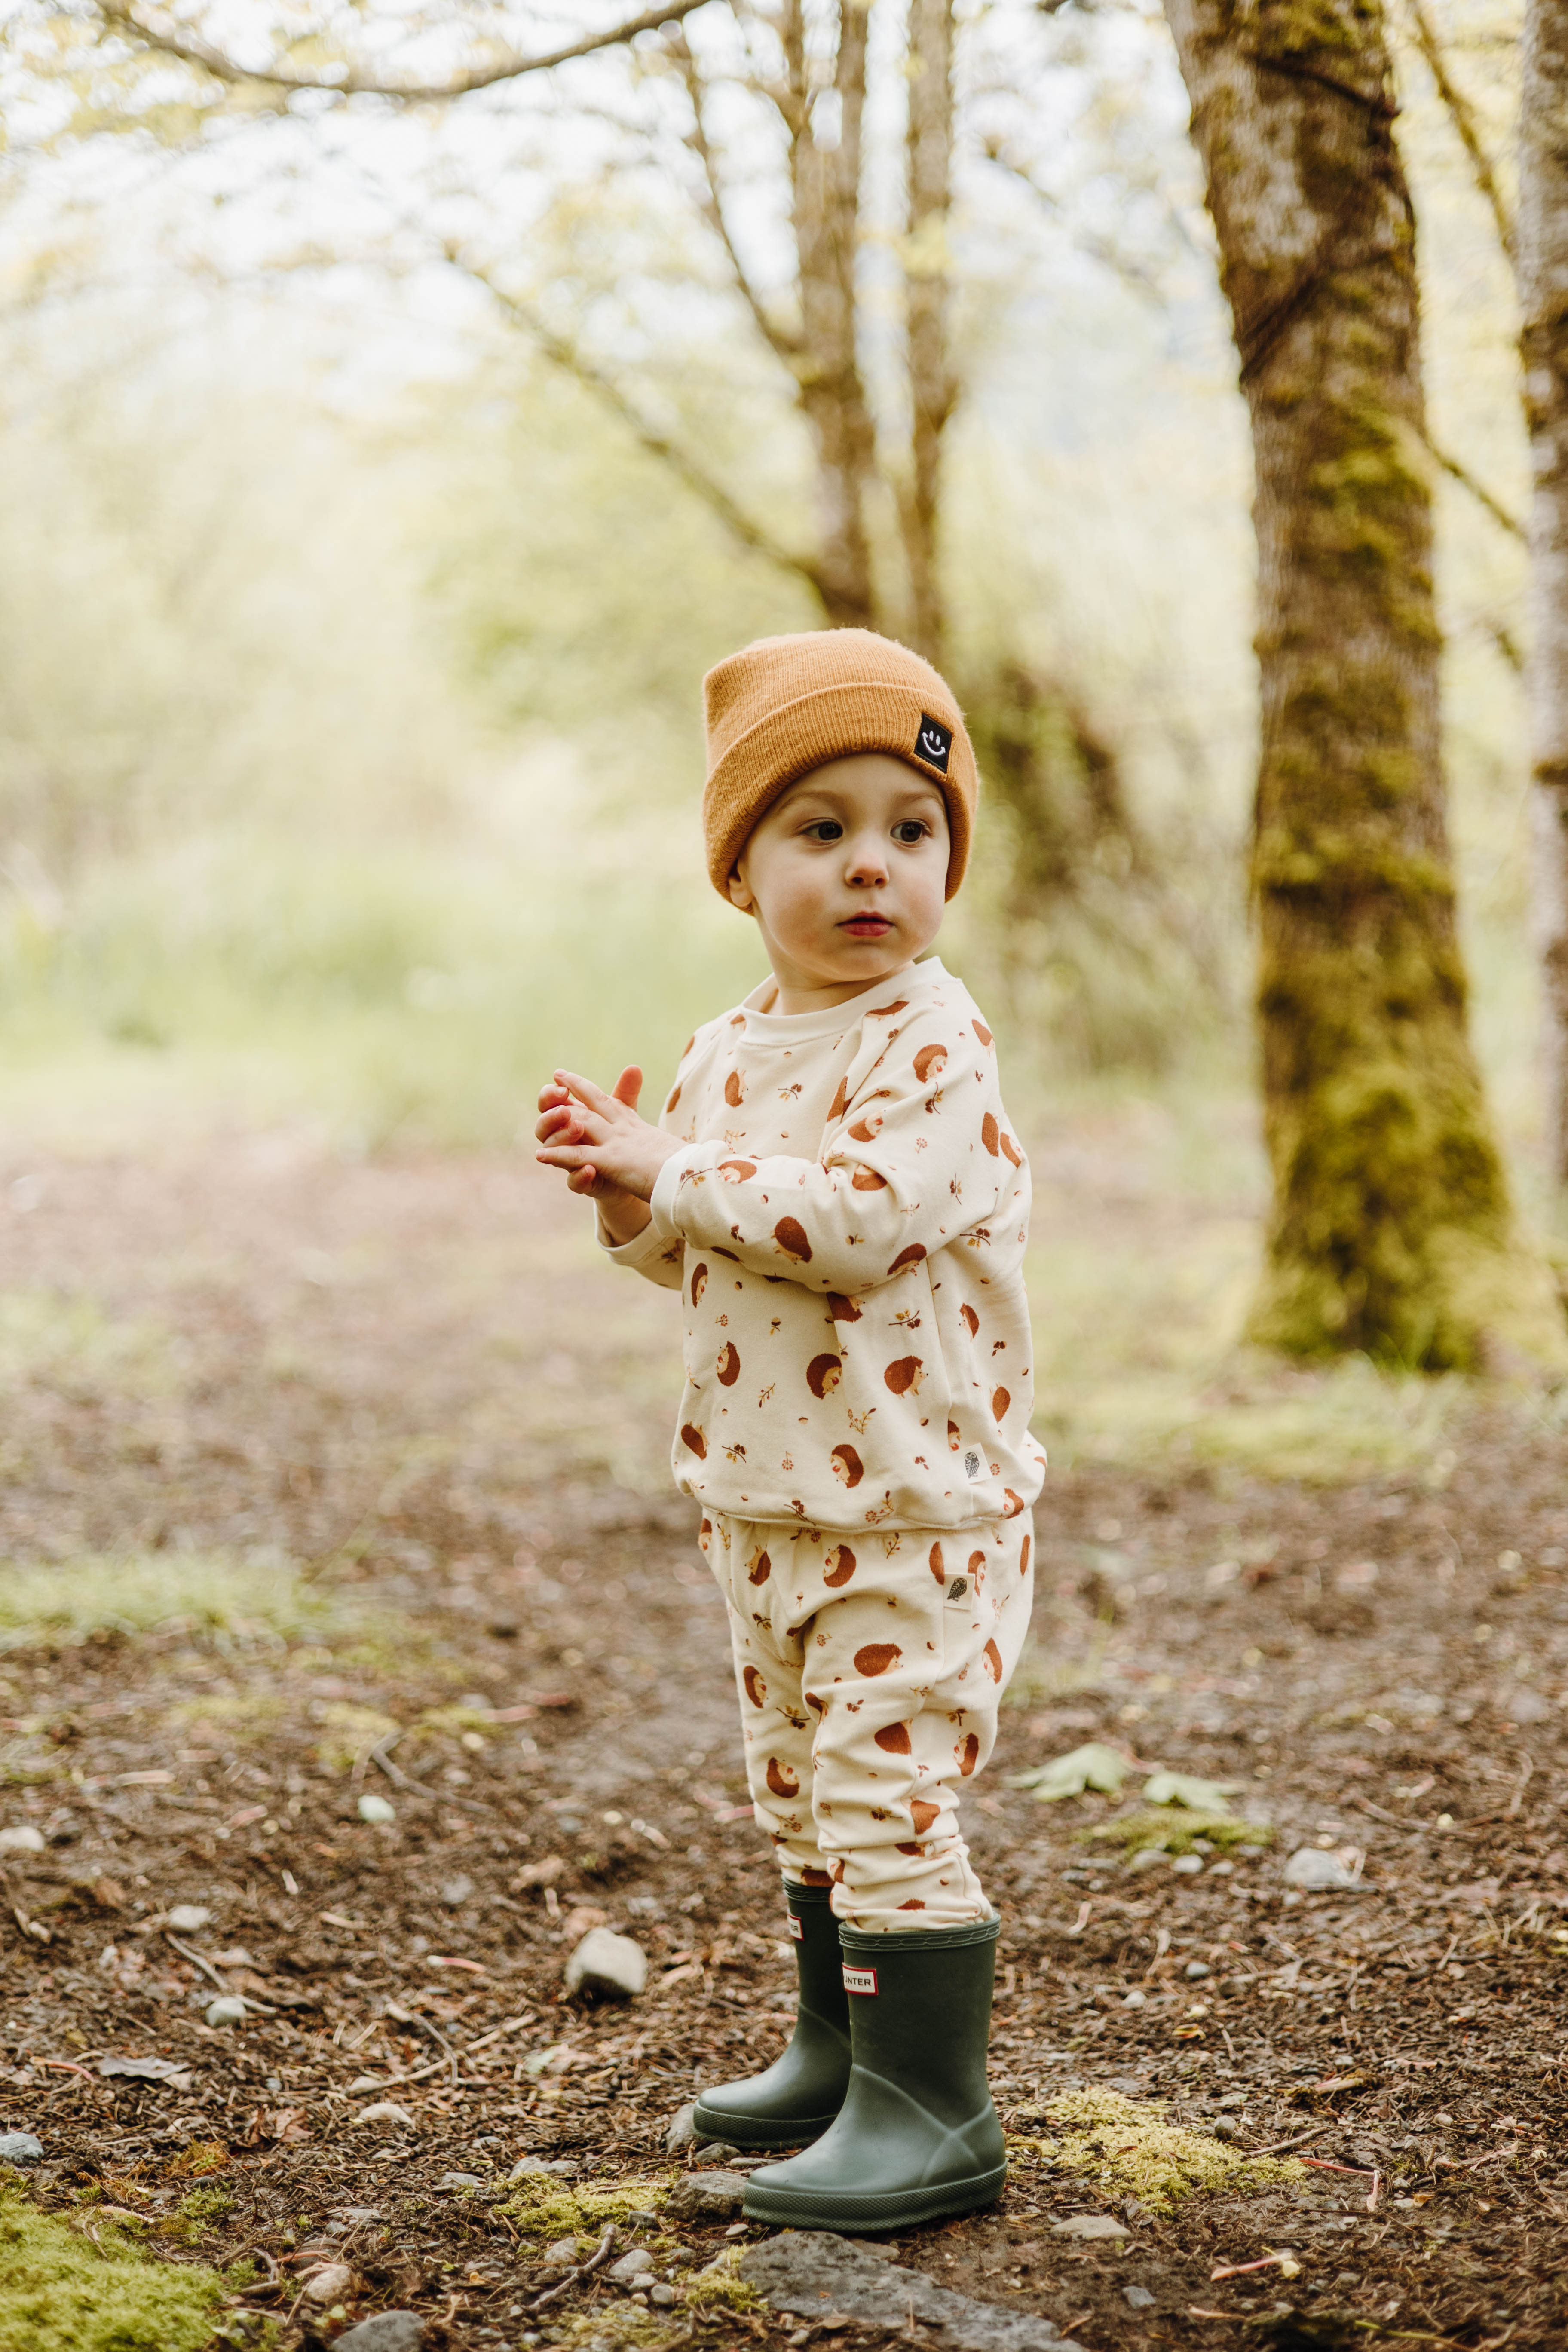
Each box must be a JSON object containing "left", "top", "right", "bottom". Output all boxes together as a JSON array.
[{"left": 701, "top": 628, "right": 977, "bottom": 903}]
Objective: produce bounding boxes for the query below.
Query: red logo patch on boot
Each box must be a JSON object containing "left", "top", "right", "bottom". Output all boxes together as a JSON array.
[
  {"left": 787, "top": 1913, "right": 804, "bottom": 1940},
  {"left": 842, "top": 1964, "right": 879, "bottom": 1996}
]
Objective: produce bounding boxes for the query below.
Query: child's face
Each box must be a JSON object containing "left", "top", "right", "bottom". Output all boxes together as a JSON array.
[{"left": 728, "top": 753, "right": 950, "bottom": 1005}]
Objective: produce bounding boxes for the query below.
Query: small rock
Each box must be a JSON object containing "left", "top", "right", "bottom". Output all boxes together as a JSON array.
[
  {"left": 1170, "top": 1854, "right": 1203, "bottom": 1876},
  {"left": 508, "top": 2155, "right": 550, "bottom": 2180},
  {"left": 303, "top": 2262, "right": 353, "bottom": 2303},
  {"left": 437, "top": 2171, "right": 484, "bottom": 2192},
  {"left": 542, "top": 2236, "right": 583, "bottom": 2267},
  {"left": 693, "top": 2140, "right": 741, "bottom": 2167},
  {"left": 1050, "top": 2215, "right": 1129, "bottom": 2240},
  {"left": 649, "top": 2283, "right": 680, "bottom": 2308},
  {"left": 334, "top": 2207, "right": 387, "bottom": 2225},
  {"left": 204, "top": 1997, "right": 248, "bottom": 2027},
  {"left": 608, "top": 2249, "right": 656, "bottom": 2285},
  {"left": 741, "top": 2231, "right": 1084, "bottom": 2350},
  {"left": 667, "top": 2170, "right": 748, "bottom": 2221},
  {"left": 358, "top": 1794, "right": 397, "bottom": 1825},
  {"left": 563, "top": 1926, "right": 647, "bottom": 1999},
  {"left": 167, "top": 1905, "right": 212, "bottom": 1933},
  {"left": 666, "top": 2101, "right": 701, "bottom": 2153},
  {"left": 331, "top": 2317, "right": 425, "bottom": 2352},
  {"left": 1121, "top": 1990, "right": 1146, "bottom": 2008},
  {"left": 0, "top": 1827, "right": 46, "bottom": 1854},
  {"left": 439, "top": 1875, "right": 474, "bottom": 1908},
  {"left": 1123, "top": 2285, "right": 1156, "bottom": 2309},
  {"left": 1184, "top": 1960, "right": 1211, "bottom": 1980},
  {"left": 357, "top": 2101, "right": 416, "bottom": 2129},
  {"left": 0, "top": 2133, "right": 43, "bottom": 2166},
  {"left": 1282, "top": 1847, "right": 1361, "bottom": 1891}
]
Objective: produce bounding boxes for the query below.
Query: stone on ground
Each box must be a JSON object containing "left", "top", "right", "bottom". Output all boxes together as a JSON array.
[
  {"left": 665, "top": 2101, "right": 701, "bottom": 2153},
  {"left": 563, "top": 1926, "right": 647, "bottom": 1998},
  {"left": 0, "top": 2132, "right": 43, "bottom": 2165},
  {"left": 332, "top": 2316, "right": 425, "bottom": 2352},
  {"left": 1282, "top": 1847, "right": 1361, "bottom": 1890},
  {"left": 666, "top": 2169, "right": 748, "bottom": 2220},
  {"left": 740, "top": 2232, "right": 1087, "bottom": 2351},
  {"left": 1050, "top": 2215, "right": 1128, "bottom": 2240}
]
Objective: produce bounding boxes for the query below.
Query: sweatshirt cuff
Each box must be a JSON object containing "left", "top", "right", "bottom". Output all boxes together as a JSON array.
[
  {"left": 649, "top": 1143, "right": 707, "bottom": 1239},
  {"left": 598, "top": 1213, "right": 676, "bottom": 1272}
]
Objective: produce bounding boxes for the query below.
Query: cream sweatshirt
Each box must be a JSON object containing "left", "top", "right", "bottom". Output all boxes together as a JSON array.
[{"left": 606, "top": 957, "right": 1046, "bottom": 1533}]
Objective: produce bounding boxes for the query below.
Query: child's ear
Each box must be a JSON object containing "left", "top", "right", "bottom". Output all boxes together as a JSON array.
[{"left": 727, "top": 866, "right": 756, "bottom": 915}]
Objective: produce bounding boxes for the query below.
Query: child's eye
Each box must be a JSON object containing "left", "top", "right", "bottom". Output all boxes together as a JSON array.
[
  {"left": 892, "top": 821, "right": 930, "bottom": 845},
  {"left": 802, "top": 820, "right": 844, "bottom": 842}
]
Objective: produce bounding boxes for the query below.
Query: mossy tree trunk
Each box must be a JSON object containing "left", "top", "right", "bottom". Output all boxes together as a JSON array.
[
  {"left": 1162, "top": 0, "right": 1564, "bottom": 1368},
  {"left": 1521, "top": 0, "right": 1568, "bottom": 1189}
]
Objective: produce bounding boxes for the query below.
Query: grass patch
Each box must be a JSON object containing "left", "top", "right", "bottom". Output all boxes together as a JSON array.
[
  {"left": 1084, "top": 1807, "right": 1271, "bottom": 1859},
  {"left": 310, "top": 1702, "right": 400, "bottom": 1774},
  {"left": 498, "top": 2173, "right": 672, "bottom": 2248},
  {"left": 0, "top": 1552, "right": 354, "bottom": 1655},
  {"left": 0, "top": 1292, "right": 180, "bottom": 1403},
  {"left": 1030, "top": 2089, "right": 1308, "bottom": 2213},
  {"left": 1035, "top": 1358, "right": 1460, "bottom": 1485},
  {"left": 0, "top": 2180, "right": 228, "bottom": 2352}
]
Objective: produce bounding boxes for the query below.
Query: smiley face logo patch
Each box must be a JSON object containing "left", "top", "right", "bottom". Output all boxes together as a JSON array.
[{"left": 915, "top": 714, "right": 952, "bottom": 774}]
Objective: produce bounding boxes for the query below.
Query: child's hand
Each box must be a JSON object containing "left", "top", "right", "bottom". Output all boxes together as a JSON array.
[{"left": 534, "top": 1066, "right": 681, "bottom": 1238}]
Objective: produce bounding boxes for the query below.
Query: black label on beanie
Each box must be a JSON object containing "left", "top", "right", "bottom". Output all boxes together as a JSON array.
[{"left": 915, "top": 714, "right": 952, "bottom": 774}]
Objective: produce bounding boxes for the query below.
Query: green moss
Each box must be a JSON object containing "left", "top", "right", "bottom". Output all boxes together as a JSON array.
[
  {"left": 0, "top": 2181, "right": 227, "bottom": 2352},
  {"left": 159, "top": 2186, "right": 234, "bottom": 2245},
  {"left": 1030, "top": 2089, "right": 1308, "bottom": 2214},
  {"left": 311, "top": 1700, "right": 399, "bottom": 1773},
  {"left": 498, "top": 2174, "right": 671, "bottom": 2247},
  {"left": 683, "top": 2248, "right": 764, "bottom": 2315},
  {"left": 1084, "top": 1807, "right": 1271, "bottom": 1858}
]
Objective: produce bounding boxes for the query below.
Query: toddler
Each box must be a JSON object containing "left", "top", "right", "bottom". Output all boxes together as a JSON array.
[{"left": 536, "top": 629, "right": 1044, "bottom": 2230}]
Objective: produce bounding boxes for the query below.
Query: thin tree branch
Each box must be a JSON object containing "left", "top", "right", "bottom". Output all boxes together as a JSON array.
[
  {"left": 671, "top": 32, "right": 803, "bottom": 366},
  {"left": 980, "top": 142, "right": 1171, "bottom": 303},
  {"left": 1402, "top": 0, "right": 1516, "bottom": 264},
  {"left": 90, "top": 0, "right": 713, "bottom": 104},
  {"left": 448, "top": 249, "right": 830, "bottom": 607},
  {"left": 1424, "top": 428, "right": 1525, "bottom": 539}
]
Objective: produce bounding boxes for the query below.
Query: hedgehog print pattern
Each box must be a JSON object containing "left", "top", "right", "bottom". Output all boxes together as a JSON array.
[
  {"left": 601, "top": 956, "right": 1045, "bottom": 1538},
  {"left": 704, "top": 1505, "right": 1033, "bottom": 1930}
]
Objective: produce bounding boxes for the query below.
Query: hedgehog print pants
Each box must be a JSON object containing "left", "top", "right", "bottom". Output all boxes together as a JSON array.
[{"left": 699, "top": 1510, "right": 1033, "bottom": 1931}]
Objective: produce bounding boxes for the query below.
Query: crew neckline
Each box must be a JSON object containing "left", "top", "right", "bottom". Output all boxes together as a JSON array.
[{"left": 739, "top": 958, "right": 943, "bottom": 1044}]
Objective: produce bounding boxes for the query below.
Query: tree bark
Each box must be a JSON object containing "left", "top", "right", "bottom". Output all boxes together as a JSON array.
[
  {"left": 1521, "top": 0, "right": 1568, "bottom": 1188},
  {"left": 781, "top": 0, "right": 879, "bottom": 631},
  {"left": 1163, "top": 0, "right": 1564, "bottom": 1366},
  {"left": 903, "top": 0, "right": 956, "bottom": 666}
]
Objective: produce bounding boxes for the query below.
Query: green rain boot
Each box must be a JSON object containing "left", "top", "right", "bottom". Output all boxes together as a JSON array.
[
  {"left": 691, "top": 1882, "right": 851, "bottom": 2149},
  {"left": 741, "top": 1915, "right": 1005, "bottom": 2229}
]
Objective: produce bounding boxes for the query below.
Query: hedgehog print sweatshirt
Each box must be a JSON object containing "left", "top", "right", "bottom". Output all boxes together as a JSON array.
[{"left": 605, "top": 957, "right": 1046, "bottom": 1534}]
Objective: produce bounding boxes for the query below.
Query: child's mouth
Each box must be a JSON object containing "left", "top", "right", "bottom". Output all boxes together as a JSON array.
[{"left": 842, "top": 916, "right": 891, "bottom": 937}]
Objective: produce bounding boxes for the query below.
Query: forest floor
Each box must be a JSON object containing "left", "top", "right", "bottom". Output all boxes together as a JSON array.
[{"left": 3, "top": 1118, "right": 1568, "bottom": 2352}]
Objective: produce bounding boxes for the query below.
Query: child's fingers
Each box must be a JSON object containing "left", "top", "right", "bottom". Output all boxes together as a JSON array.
[
  {"left": 536, "top": 1082, "right": 571, "bottom": 1113},
  {"left": 535, "top": 1106, "right": 585, "bottom": 1145},
  {"left": 611, "top": 1065, "right": 644, "bottom": 1111},
  {"left": 566, "top": 1165, "right": 601, "bottom": 1197},
  {"left": 554, "top": 1068, "right": 622, "bottom": 1120}
]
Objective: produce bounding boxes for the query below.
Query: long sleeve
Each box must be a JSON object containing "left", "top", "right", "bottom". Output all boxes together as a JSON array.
[
  {"left": 600, "top": 1213, "right": 686, "bottom": 1289},
  {"left": 646, "top": 1006, "right": 1015, "bottom": 1296}
]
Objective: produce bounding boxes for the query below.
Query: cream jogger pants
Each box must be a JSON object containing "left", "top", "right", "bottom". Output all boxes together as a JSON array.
[{"left": 700, "top": 1510, "right": 1034, "bottom": 1931}]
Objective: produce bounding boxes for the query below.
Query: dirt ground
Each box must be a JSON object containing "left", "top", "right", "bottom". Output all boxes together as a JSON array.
[{"left": 3, "top": 1134, "right": 1568, "bottom": 2351}]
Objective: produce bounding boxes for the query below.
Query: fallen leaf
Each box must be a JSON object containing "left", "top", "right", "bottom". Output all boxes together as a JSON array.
[
  {"left": 1142, "top": 1770, "right": 1240, "bottom": 1812},
  {"left": 98, "top": 2055, "right": 192, "bottom": 2084},
  {"left": 1009, "top": 1743, "right": 1129, "bottom": 1802}
]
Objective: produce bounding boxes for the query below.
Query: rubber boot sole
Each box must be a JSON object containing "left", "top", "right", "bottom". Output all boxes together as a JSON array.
[
  {"left": 690, "top": 2098, "right": 841, "bottom": 2150},
  {"left": 741, "top": 2161, "right": 1006, "bottom": 2230}
]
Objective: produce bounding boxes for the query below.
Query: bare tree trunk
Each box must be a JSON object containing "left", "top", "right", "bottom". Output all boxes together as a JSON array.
[
  {"left": 1522, "top": 0, "right": 1568, "bottom": 1189},
  {"left": 781, "top": 0, "right": 879, "bottom": 631},
  {"left": 1164, "top": 0, "right": 1563, "bottom": 1366},
  {"left": 903, "top": 0, "right": 956, "bottom": 666}
]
